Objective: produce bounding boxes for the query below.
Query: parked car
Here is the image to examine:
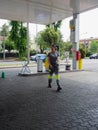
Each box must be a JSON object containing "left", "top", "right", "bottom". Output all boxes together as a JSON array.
[
  {"left": 89, "top": 53, "right": 98, "bottom": 59},
  {"left": 30, "top": 53, "right": 47, "bottom": 62}
]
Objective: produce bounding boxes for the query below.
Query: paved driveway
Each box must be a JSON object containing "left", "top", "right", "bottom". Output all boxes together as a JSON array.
[{"left": 0, "top": 71, "right": 98, "bottom": 130}]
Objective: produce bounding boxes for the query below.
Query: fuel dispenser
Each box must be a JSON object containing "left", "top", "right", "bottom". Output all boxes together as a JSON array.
[
  {"left": 76, "top": 51, "right": 81, "bottom": 60},
  {"left": 37, "top": 56, "right": 43, "bottom": 72},
  {"left": 76, "top": 51, "right": 83, "bottom": 70}
]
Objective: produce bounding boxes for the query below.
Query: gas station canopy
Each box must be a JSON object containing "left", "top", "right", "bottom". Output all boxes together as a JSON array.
[{"left": 0, "top": 0, "right": 98, "bottom": 24}]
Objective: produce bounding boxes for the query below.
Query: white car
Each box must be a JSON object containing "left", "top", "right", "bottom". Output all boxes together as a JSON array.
[{"left": 30, "top": 54, "right": 47, "bottom": 62}]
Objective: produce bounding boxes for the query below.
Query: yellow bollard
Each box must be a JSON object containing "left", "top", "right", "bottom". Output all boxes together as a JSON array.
[{"left": 78, "top": 59, "right": 83, "bottom": 70}]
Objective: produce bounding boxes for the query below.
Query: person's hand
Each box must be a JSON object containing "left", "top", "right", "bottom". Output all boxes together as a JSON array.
[{"left": 49, "top": 64, "right": 53, "bottom": 68}]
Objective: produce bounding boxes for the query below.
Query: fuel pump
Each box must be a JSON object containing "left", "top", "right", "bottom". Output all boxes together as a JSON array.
[{"left": 76, "top": 51, "right": 81, "bottom": 60}]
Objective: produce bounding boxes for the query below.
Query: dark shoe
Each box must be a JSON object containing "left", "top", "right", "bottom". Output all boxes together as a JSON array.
[
  {"left": 48, "top": 84, "right": 52, "bottom": 88},
  {"left": 57, "top": 87, "right": 62, "bottom": 92}
]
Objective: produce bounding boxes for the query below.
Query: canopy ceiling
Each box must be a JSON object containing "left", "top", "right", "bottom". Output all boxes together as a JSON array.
[{"left": 0, "top": 0, "right": 98, "bottom": 24}]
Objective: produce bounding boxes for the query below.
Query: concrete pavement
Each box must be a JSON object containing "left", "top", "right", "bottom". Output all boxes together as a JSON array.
[{"left": 0, "top": 70, "right": 98, "bottom": 129}]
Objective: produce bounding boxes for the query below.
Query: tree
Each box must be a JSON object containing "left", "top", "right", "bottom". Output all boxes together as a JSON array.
[
  {"left": 18, "top": 22, "right": 27, "bottom": 58},
  {"left": 90, "top": 40, "right": 98, "bottom": 54},
  {"left": 9, "top": 21, "right": 27, "bottom": 58},
  {"left": 42, "top": 28, "right": 61, "bottom": 45},
  {"left": 79, "top": 44, "right": 85, "bottom": 58},
  {"left": 0, "top": 23, "right": 9, "bottom": 36},
  {"left": 9, "top": 21, "right": 20, "bottom": 46},
  {"left": 46, "top": 20, "right": 62, "bottom": 31},
  {"left": 36, "top": 20, "right": 63, "bottom": 53},
  {"left": 5, "top": 39, "right": 14, "bottom": 53},
  {"left": 0, "top": 23, "right": 9, "bottom": 60},
  {"left": 60, "top": 41, "right": 72, "bottom": 56},
  {"left": 36, "top": 31, "right": 48, "bottom": 53},
  {"left": 0, "top": 24, "right": 15, "bottom": 53},
  {"left": 36, "top": 27, "right": 63, "bottom": 52}
]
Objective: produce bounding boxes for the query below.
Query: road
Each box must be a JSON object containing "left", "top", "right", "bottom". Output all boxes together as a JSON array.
[
  {"left": 60, "top": 59, "right": 98, "bottom": 72},
  {"left": 82, "top": 59, "right": 98, "bottom": 72},
  {"left": 0, "top": 59, "right": 98, "bottom": 77}
]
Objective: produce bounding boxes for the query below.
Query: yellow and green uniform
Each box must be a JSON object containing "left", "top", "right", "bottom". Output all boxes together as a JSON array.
[{"left": 48, "top": 51, "right": 61, "bottom": 90}]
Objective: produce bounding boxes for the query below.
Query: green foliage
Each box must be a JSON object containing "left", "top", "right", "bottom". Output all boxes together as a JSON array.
[
  {"left": 90, "top": 40, "right": 98, "bottom": 53},
  {"left": 9, "top": 21, "right": 27, "bottom": 58},
  {"left": 60, "top": 55, "right": 65, "bottom": 60},
  {"left": 36, "top": 27, "right": 63, "bottom": 52},
  {"left": 86, "top": 49, "right": 92, "bottom": 57},
  {"left": 36, "top": 20, "right": 63, "bottom": 52},
  {"left": 5, "top": 39, "right": 15, "bottom": 53},
  {"left": 54, "top": 20, "right": 62, "bottom": 31},
  {"left": 9, "top": 21, "right": 20, "bottom": 44},
  {"left": 17, "top": 22, "right": 27, "bottom": 58},
  {"left": 30, "top": 49, "right": 36, "bottom": 55},
  {"left": 0, "top": 23, "right": 9, "bottom": 36},
  {"left": 36, "top": 31, "right": 48, "bottom": 51},
  {"left": 46, "top": 20, "right": 62, "bottom": 31},
  {"left": 42, "top": 28, "right": 61, "bottom": 45},
  {"left": 79, "top": 48, "right": 85, "bottom": 58},
  {"left": 60, "top": 41, "right": 72, "bottom": 56},
  {"left": 79, "top": 44, "right": 85, "bottom": 58},
  {"left": 21, "top": 57, "right": 27, "bottom": 61}
]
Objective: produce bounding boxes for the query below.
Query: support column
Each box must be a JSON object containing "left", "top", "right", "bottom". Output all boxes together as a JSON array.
[{"left": 70, "top": 13, "right": 79, "bottom": 70}]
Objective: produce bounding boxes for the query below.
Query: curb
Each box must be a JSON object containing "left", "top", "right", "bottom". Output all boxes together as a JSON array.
[{"left": 18, "top": 70, "right": 84, "bottom": 77}]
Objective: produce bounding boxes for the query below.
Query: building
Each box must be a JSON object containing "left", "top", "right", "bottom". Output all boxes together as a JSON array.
[{"left": 80, "top": 37, "right": 98, "bottom": 48}]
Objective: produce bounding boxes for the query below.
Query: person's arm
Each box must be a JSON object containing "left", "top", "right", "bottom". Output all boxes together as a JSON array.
[
  {"left": 48, "top": 53, "right": 53, "bottom": 68},
  {"left": 56, "top": 51, "right": 59, "bottom": 64}
]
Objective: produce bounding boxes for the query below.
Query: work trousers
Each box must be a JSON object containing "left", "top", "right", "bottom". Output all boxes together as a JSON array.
[{"left": 48, "top": 64, "right": 60, "bottom": 87}]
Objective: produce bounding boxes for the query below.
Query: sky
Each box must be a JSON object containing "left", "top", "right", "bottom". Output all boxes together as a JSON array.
[
  {"left": 60, "top": 8, "right": 98, "bottom": 41},
  {"left": 0, "top": 8, "right": 98, "bottom": 41}
]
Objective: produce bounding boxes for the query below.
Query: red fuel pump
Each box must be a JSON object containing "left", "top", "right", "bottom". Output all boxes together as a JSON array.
[{"left": 76, "top": 51, "right": 81, "bottom": 60}]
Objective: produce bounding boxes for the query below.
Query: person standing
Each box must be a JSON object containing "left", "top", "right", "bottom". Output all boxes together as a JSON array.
[{"left": 47, "top": 44, "right": 62, "bottom": 92}]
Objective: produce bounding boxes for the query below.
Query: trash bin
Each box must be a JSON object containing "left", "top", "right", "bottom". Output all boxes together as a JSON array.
[
  {"left": 37, "top": 56, "right": 43, "bottom": 72},
  {"left": 1, "top": 71, "right": 6, "bottom": 78},
  {"left": 65, "top": 64, "right": 71, "bottom": 70}
]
